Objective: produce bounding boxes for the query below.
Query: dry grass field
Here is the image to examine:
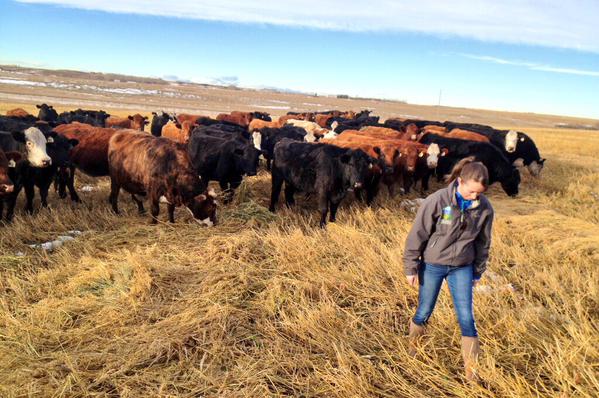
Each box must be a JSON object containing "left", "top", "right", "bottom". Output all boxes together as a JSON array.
[{"left": 0, "top": 99, "right": 598, "bottom": 396}]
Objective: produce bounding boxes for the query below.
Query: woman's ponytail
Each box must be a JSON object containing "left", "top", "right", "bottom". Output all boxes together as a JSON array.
[{"left": 446, "top": 156, "right": 489, "bottom": 188}]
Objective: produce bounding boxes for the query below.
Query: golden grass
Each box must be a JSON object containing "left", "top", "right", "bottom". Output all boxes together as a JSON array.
[{"left": 1, "top": 124, "right": 598, "bottom": 397}]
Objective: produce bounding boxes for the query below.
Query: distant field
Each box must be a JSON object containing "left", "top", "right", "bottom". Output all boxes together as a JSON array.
[{"left": 1, "top": 88, "right": 598, "bottom": 396}]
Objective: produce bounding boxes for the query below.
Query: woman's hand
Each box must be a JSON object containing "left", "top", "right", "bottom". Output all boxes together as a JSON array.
[
  {"left": 406, "top": 275, "right": 418, "bottom": 287},
  {"left": 472, "top": 279, "right": 480, "bottom": 287}
]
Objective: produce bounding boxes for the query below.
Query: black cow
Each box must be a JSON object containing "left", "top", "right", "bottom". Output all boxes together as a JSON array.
[
  {"left": 193, "top": 123, "right": 250, "bottom": 140},
  {"left": 443, "top": 122, "right": 545, "bottom": 176},
  {"left": 0, "top": 151, "right": 25, "bottom": 223},
  {"left": 270, "top": 139, "right": 376, "bottom": 227},
  {"left": 150, "top": 111, "right": 175, "bottom": 137},
  {"left": 327, "top": 116, "right": 380, "bottom": 132},
  {"left": 251, "top": 111, "right": 272, "bottom": 122},
  {"left": 37, "top": 104, "right": 59, "bottom": 124},
  {"left": 419, "top": 133, "right": 521, "bottom": 196},
  {"left": 254, "top": 125, "right": 307, "bottom": 170},
  {"left": 58, "top": 109, "right": 110, "bottom": 127},
  {"left": 187, "top": 131, "right": 261, "bottom": 203},
  {"left": 19, "top": 133, "right": 79, "bottom": 214}
]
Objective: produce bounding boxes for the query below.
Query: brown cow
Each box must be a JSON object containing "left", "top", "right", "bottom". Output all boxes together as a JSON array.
[
  {"left": 161, "top": 120, "right": 197, "bottom": 143},
  {"left": 175, "top": 113, "right": 209, "bottom": 125},
  {"left": 107, "top": 132, "right": 217, "bottom": 225},
  {"left": 216, "top": 111, "right": 254, "bottom": 127},
  {"left": 359, "top": 125, "right": 419, "bottom": 141},
  {"left": 6, "top": 108, "right": 32, "bottom": 118},
  {"left": 105, "top": 114, "right": 149, "bottom": 131},
  {"left": 445, "top": 128, "right": 490, "bottom": 143},
  {"left": 54, "top": 122, "right": 136, "bottom": 202},
  {"left": 315, "top": 114, "right": 334, "bottom": 128},
  {"left": 248, "top": 118, "right": 282, "bottom": 132},
  {"left": 421, "top": 125, "right": 447, "bottom": 135}
]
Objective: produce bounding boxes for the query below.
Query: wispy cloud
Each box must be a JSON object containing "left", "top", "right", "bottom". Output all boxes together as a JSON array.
[
  {"left": 15, "top": 0, "right": 599, "bottom": 53},
  {"left": 457, "top": 53, "right": 599, "bottom": 77}
]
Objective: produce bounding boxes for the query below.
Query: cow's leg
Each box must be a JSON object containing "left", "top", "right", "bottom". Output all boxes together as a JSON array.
[
  {"left": 67, "top": 166, "right": 80, "bottom": 202},
  {"left": 421, "top": 172, "right": 431, "bottom": 194},
  {"left": 167, "top": 203, "right": 176, "bottom": 223},
  {"left": 24, "top": 182, "right": 35, "bottom": 214},
  {"left": 219, "top": 181, "right": 234, "bottom": 204},
  {"left": 5, "top": 189, "right": 20, "bottom": 222},
  {"left": 329, "top": 200, "right": 340, "bottom": 223},
  {"left": 40, "top": 185, "right": 49, "bottom": 208},
  {"left": 109, "top": 180, "right": 120, "bottom": 214},
  {"left": 266, "top": 158, "right": 272, "bottom": 171},
  {"left": 131, "top": 194, "right": 145, "bottom": 214},
  {"left": 318, "top": 195, "right": 329, "bottom": 228},
  {"left": 284, "top": 184, "right": 296, "bottom": 207},
  {"left": 0, "top": 200, "right": 4, "bottom": 222},
  {"left": 269, "top": 170, "right": 284, "bottom": 212},
  {"left": 149, "top": 197, "right": 160, "bottom": 224},
  {"left": 366, "top": 175, "right": 381, "bottom": 206}
]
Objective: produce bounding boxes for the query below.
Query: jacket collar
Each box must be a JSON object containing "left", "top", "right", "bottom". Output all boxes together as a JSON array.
[{"left": 447, "top": 180, "right": 481, "bottom": 210}]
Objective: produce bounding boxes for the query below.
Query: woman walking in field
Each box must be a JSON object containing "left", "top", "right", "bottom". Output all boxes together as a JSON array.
[{"left": 403, "top": 157, "right": 494, "bottom": 382}]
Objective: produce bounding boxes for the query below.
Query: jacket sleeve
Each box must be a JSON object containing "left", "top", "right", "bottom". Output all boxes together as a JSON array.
[
  {"left": 473, "top": 209, "right": 494, "bottom": 279},
  {"left": 403, "top": 196, "right": 438, "bottom": 276}
]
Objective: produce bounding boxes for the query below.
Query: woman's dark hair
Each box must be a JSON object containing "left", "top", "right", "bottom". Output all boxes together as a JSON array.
[{"left": 447, "top": 156, "right": 489, "bottom": 188}]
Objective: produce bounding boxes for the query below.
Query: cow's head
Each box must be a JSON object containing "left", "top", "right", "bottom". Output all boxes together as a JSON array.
[
  {"left": 128, "top": 114, "right": 149, "bottom": 131},
  {"left": 12, "top": 127, "right": 52, "bottom": 167},
  {"left": 233, "top": 142, "right": 261, "bottom": 177},
  {"left": 252, "top": 112, "right": 271, "bottom": 122},
  {"left": 45, "top": 132, "right": 78, "bottom": 168},
  {"left": 528, "top": 158, "right": 545, "bottom": 177},
  {"left": 501, "top": 167, "right": 521, "bottom": 197},
  {"left": 0, "top": 150, "right": 18, "bottom": 195},
  {"left": 505, "top": 130, "right": 518, "bottom": 153},
  {"left": 425, "top": 143, "right": 441, "bottom": 168},
  {"left": 36, "top": 103, "right": 58, "bottom": 122},
  {"left": 340, "top": 149, "right": 375, "bottom": 189},
  {"left": 187, "top": 189, "right": 218, "bottom": 227},
  {"left": 402, "top": 146, "right": 420, "bottom": 173}
]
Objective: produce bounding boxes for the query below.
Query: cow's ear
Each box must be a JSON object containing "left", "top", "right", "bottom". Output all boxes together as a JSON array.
[
  {"left": 234, "top": 148, "right": 244, "bottom": 156},
  {"left": 128, "top": 115, "right": 133, "bottom": 120},
  {"left": 195, "top": 194, "right": 207, "bottom": 202},
  {"left": 441, "top": 148, "right": 449, "bottom": 156},
  {"left": 47, "top": 136, "right": 54, "bottom": 144},
  {"left": 418, "top": 151, "right": 424, "bottom": 158},
  {"left": 36, "top": 104, "right": 41, "bottom": 109},
  {"left": 69, "top": 139, "right": 79, "bottom": 147},
  {"left": 152, "top": 111, "right": 157, "bottom": 116},
  {"left": 11, "top": 131, "right": 26, "bottom": 143},
  {"left": 373, "top": 146, "right": 382, "bottom": 156},
  {"left": 393, "top": 149, "right": 401, "bottom": 160},
  {"left": 7, "top": 152, "right": 22, "bottom": 163},
  {"left": 8, "top": 159, "right": 16, "bottom": 168}
]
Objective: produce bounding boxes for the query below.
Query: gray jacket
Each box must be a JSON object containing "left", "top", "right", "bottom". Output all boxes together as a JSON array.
[{"left": 403, "top": 182, "right": 494, "bottom": 278}]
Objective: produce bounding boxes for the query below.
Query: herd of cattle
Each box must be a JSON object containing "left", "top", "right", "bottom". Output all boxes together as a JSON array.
[{"left": 0, "top": 104, "right": 545, "bottom": 227}]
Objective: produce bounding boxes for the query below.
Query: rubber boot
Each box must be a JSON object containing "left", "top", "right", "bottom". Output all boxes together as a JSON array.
[
  {"left": 408, "top": 320, "right": 426, "bottom": 357},
  {"left": 461, "top": 336, "right": 480, "bottom": 382}
]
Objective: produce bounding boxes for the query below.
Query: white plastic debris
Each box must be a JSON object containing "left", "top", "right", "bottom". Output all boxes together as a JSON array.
[
  {"left": 79, "top": 185, "right": 95, "bottom": 192},
  {"left": 28, "top": 231, "right": 83, "bottom": 252}
]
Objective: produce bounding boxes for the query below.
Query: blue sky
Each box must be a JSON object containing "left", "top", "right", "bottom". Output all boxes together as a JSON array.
[{"left": 1, "top": 0, "right": 598, "bottom": 119}]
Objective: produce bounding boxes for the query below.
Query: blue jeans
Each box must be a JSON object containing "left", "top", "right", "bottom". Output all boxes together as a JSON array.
[{"left": 412, "top": 263, "right": 478, "bottom": 337}]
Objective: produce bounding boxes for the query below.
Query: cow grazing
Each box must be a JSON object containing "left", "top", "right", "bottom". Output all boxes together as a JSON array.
[
  {"left": 187, "top": 130, "right": 261, "bottom": 203},
  {"left": 108, "top": 132, "right": 217, "bottom": 225},
  {"left": 161, "top": 120, "right": 197, "bottom": 143},
  {"left": 269, "top": 139, "right": 376, "bottom": 227},
  {"left": 419, "top": 133, "right": 520, "bottom": 196},
  {"left": 105, "top": 114, "right": 149, "bottom": 131},
  {"left": 150, "top": 111, "right": 175, "bottom": 137}
]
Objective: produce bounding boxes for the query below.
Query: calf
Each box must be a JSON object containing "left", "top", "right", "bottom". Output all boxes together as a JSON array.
[
  {"left": 108, "top": 132, "right": 217, "bottom": 225},
  {"left": 419, "top": 133, "right": 520, "bottom": 196},
  {"left": 150, "top": 111, "right": 175, "bottom": 137},
  {"left": 0, "top": 151, "right": 23, "bottom": 222},
  {"left": 270, "top": 139, "right": 376, "bottom": 227},
  {"left": 255, "top": 125, "right": 306, "bottom": 170},
  {"left": 161, "top": 120, "right": 198, "bottom": 143},
  {"left": 187, "top": 131, "right": 261, "bottom": 203},
  {"left": 105, "top": 114, "right": 149, "bottom": 131},
  {"left": 284, "top": 119, "right": 329, "bottom": 142},
  {"left": 216, "top": 111, "right": 257, "bottom": 128}
]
